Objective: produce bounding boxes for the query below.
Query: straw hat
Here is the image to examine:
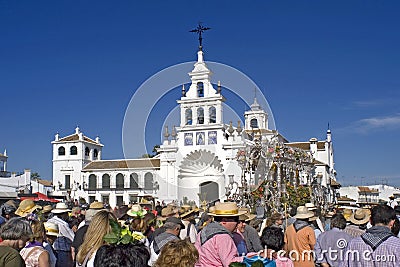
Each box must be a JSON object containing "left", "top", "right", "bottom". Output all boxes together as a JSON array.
[
  {"left": 51, "top": 202, "right": 72, "bottom": 214},
  {"left": 15, "top": 200, "right": 42, "bottom": 217},
  {"left": 161, "top": 205, "right": 177, "bottom": 217},
  {"left": 89, "top": 201, "right": 104, "bottom": 209},
  {"left": 44, "top": 222, "right": 59, "bottom": 237},
  {"left": 127, "top": 204, "right": 147, "bottom": 217},
  {"left": 350, "top": 209, "right": 370, "bottom": 225},
  {"left": 238, "top": 207, "right": 256, "bottom": 221},
  {"left": 208, "top": 202, "right": 246, "bottom": 217},
  {"left": 42, "top": 205, "right": 53, "bottom": 214},
  {"left": 343, "top": 209, "right": 353, "bottom": 221},
  {"left": 294, "top": 206, "right": 315, "bottom": 219},
  {"left": 4, "top": 200, "right": 17, "bottom": 209},
  {"left": 305, "top": 203, "right": 317, "bottom": 211}
]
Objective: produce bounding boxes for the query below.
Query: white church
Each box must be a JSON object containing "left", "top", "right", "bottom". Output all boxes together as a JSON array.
[{"left": 51, "top": 47, "right": 338, "bottom": 208}]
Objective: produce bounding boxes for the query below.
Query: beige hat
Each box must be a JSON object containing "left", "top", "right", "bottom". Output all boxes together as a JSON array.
[
  {"left": 42, "top": 205, "right": 53, "bottom": 213},
  {"left": 51, "top": 202, "right": 72, "bottom": 214},
  {"left": 208, "top": 202, "right": 246, "bottom": 217},
  {"left": 350, "top": 209, "right": 370, "bottom": 225},
  {"left": 238, "top": 207, "right": 256, "bottom": 221},
  {"left": 305, "top": 203, "right": 317, "bottom": 211},
  {"left": 294, "top": 206, "right": 315, "bottom": 219},
  {"left": 161, "top": 206, "right": 177, "bottom": 217},
  {"left": 15, "top": 200, "right": 42, "bottom": 217},
  {"left": 89, "top": 201, "right": 104, "bottom": 209},
  {"left": 44, "top": 222, "right": 59, "bottom": 237}
]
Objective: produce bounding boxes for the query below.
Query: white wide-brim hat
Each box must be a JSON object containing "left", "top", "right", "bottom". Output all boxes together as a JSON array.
[
  {"left": 51, "top": 202, "right": 72, "bottom": 214},
  {"left": 294, "top": 206, "right": 315, "bottom": 219}
]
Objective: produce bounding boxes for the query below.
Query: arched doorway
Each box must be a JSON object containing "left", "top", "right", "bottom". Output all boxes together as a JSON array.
[{"left": 199, "top": 181, "right": 219, "bottom": 203}]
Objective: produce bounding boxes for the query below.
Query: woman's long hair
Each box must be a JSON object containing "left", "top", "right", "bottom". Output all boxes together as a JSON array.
[{"left": 76, "top": 210, "right": 117, "bottom": 264}]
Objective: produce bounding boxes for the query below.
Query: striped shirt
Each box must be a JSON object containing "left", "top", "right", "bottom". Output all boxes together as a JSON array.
[{"left": 340, "top": 235, "right": 400, "bottom": 267}]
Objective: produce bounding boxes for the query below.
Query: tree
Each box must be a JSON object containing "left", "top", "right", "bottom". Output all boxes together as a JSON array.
[{"left": 31, "top": 172, "right": 41, "bottom": 180}]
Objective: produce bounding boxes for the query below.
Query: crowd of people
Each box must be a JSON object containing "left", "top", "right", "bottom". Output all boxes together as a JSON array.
[{"left": 0, "top": 197, "right": 400, "bottom": 267}]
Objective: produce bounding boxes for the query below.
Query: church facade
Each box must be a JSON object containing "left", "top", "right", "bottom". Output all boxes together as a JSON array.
[{"left": 51, "top": 49, "right": 338, "bottom": 208}]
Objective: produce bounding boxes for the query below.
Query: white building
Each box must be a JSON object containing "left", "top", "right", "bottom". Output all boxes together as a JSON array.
[
  {"left": 51, "top": 48, "right": 338, "bottom": 208},
  {"left": 0, "top": 149, "right": 53, "bottom": 200}
]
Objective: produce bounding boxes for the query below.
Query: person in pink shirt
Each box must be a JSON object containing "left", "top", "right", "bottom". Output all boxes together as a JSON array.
[{"left": 195, "top": 202, "right": 252, "bottom": 267}]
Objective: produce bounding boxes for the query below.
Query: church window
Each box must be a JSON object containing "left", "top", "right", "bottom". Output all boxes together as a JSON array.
[
  {"left": 116, "top": 173, "right": 124, "bottom": 189},
  {"left": 185, "top": 109, "right": 192, "bottom": 125},
  {"left": 197, "top": 107, "right": 204, "bottom": 124},
  {"left": 144, "top": 172, "right": 153, "bottom": 190},
  {"left": 85, "top": 147, "right": 90, "bottom": 157},
  {"left": 250, "top": 118, "right": 259, "bottom": 128},
  {"left": 58, "top": 146, "right": 65, "bottom": 156},
  {"left": 102, "top": 174, "right": 110, "bottom": 189},
  {"left": 94, "top": 149, "right": 98, "bottom": 159},
  {"left": 209, "top": 106, "right": 216, "bottom": 123},
  {"left": 130, "top": 173, "right": 139, "bottom": 189},
  {"left": 197, "top": 82, "right": 204, "bottom": 97},
  {"left": 70, "top": 146, "right": 78, "bottom": 155},
  {"left": 88, "top": 174, "right": 97, "bottom": 190}
]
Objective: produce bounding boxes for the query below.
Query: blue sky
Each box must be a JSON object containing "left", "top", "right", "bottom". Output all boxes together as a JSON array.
[{"left": 1, "top": 1, "right": 400, "bottom": 187}]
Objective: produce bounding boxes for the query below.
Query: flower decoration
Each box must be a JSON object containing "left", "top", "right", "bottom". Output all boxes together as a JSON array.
[{"left": 103, "top": 219, "right": 145, "bottom": 245}]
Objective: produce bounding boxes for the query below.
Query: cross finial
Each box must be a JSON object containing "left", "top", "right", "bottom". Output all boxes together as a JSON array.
[{"left": 190, "top": 23, "right": 211, "bottom": 51}]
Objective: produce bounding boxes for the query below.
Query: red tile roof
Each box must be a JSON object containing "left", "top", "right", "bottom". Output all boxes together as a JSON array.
[
  {"left": 58, "top": 134, "right": 98, "bottom": 144},
  {"left": 82, "top": 159, "right": 160, "bottom": 171}
]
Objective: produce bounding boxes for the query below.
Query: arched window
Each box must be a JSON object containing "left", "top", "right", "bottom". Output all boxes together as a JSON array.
[
  {"left": 102, "top": 174, "right": 110, "bottom": 189},
  {"left": 197, "top": 107, "right": 204, "bottom": 124},
  {"left": 116, "top": 173, "right": 124, "bottom": 189},
  {"left": 209, "top": 106, "right": 216, "bottom": 123},
  {"left": 144, "top": 173, "right": 153, "bottom": 190},
  {"left": 85, "top": 147, "right": 90, "bottom": 157},
  {"left": 197, "top": 82, "right": 204, "bottom": 97},
  {"left": 130, "top": 173, "right": 139, "bottom": 189},
  {"left": 70, "top": 146, "right": 78, "bottom": 155},
  {"left": 58, "top": 146, "right": 65, "bottom": 156},
  {"left": 250, "top": 118, "right": 258, "bottom": 128},
  {"left": 88, "top": 174, "right": 97, "bottom": 190},
  {"left": 185, "top": 109, "right": 192, "bottom": 125},
  {"left": 93, "top": 149, "right": 98, "bottom": 159}
]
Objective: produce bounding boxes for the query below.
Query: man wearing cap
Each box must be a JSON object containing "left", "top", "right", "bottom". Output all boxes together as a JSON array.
[
  {"left": 314, "top": 214, "right": 352, "bottom": 267},
  {"left": 149, "top": 216, "right": 185, "bottom": 266},
  {"left": 341, "top": 204, "right": 400, "bottom": 267},
  {"left": 284, "top": 206, "right": 316, "bottom": 267},
  {"left": 195, "top": 202, "right": 248, "bottom": 267}
]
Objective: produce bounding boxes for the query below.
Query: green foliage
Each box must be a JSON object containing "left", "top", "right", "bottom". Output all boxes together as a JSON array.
[
  {"left": 229, "top": 262, "right": 246, "bottom": 267},
  {"left": 251, "top": 260, "right": 264, "bottom": 267},
  {"left": 103, "top": 219, "right": 143, "bottom": 245},
  {"left": 285, "top": 185, "right": 311, "bottom": 208}
]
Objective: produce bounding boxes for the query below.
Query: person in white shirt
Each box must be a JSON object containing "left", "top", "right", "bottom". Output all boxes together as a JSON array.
[{"left": 47, "top": 202, "right": 74, "bottom": 242}]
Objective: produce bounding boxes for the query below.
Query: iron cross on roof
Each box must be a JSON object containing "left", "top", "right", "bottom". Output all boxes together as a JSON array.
[{"left": 190, "top": 23, "right": 211, "bottom": 51}]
